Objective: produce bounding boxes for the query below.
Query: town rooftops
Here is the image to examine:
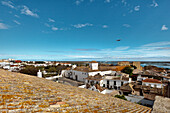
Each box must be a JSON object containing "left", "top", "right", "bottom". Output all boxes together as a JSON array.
[
  {"left": 0, "top": 69, "right": 151, "bottom": 112},
  {"left": 142, "top": 78, "right": 162, "bottom": 84},
  {"left": 85, "top": 74, "right": 103, "bottom": 81},
  {"left": 73, "top": 66, "right": 126, "bottom": 72},
  {"left": 104, "top": 76, "right": 129, "bottom": 81}
]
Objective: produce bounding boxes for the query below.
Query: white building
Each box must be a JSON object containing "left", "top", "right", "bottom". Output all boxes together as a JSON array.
[
  {"left": 102, "top": 76, "right": 129, "bottom": 90},
  {"left": 89, "top": 61, "right": 98, "bottom": 70},
  {"left": 61, "top": 61, "right": 116, "bottom": 82},
  {"left": 142, "top": 78, "right": 162, "bottom": 88}
]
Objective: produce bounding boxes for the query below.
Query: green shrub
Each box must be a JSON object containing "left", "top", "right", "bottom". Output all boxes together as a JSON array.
[{"left": 114, "top": 95, "right": 127, "bottom": 100}]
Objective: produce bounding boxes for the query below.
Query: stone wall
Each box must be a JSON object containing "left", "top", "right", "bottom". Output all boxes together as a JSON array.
[{"left": 152, "top": 96, "right": 170, "bottom": 113}]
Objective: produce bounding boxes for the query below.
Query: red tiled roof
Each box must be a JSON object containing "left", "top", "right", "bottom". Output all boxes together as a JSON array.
[
  {"left": 142, "top": 79, "right": 162, "bottom": 84},
  {"left": 89, "top": 61, "right": 98, "bottom": 63},
  {"left": 15, "top": 60, "right": 22, "bottom": 63}
]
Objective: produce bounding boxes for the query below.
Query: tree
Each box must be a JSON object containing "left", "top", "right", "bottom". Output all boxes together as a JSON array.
[
  {"left": 130, "top": 65, "right": 137, "bottom": 69},
  {"left": 114, "top": 95, "right": 127, "bottom": 100},
  {"left": 121, "top": 66, "right": 133, "bottom": 76},
  {"left": 20, "top": 66, "right": 39, "bottom": 76},
  {"left": 46, "top": 67, "right": 57, "bottom": 72}
]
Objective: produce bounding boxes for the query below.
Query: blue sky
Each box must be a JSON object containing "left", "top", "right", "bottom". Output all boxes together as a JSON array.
[{"left": 0, "top": 0, "right": 170, "bottom": 61}]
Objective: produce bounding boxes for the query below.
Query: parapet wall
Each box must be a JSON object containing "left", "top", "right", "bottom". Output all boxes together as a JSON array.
[{"left": 152, "top": 96, "right": 170, "bottom": 113}]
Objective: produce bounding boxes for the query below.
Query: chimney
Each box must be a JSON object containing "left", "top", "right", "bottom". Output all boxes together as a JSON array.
[
  {"left": 37, "top": 70, "right": 42, "bottom": 78},
  {"left": 72, "top": 65, "right": 77, "bottom": 69},
  {"left": 129, "top": 78, "right": 132, "bottom": 83}
]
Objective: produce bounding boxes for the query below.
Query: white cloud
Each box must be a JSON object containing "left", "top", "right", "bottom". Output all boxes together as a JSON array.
[
  {"left": 48, "top": 18, "right": 55, "bottom": 22},
  {"left": 102, "top": 25, "right": 108, "bottom": 28},
  {"left": 161, "top": 25, "right": 168, "bottom": 31},
  {"left": 14, "top": 15, "right": 20, "bottom": 18},
  {"left": 73, "top": 23, "right": 93, "bottom": 28},
  {"left": 123, "top": 24, "right": 130, "bottom": 28},
  {"left": 90, "top": 0, "right": 94, "bottom": 2},
  {"left": 121, "top": 0, "right": 127, "bottom": 6},
  {"left": 129, "top": 10, "right": 133, "bottom": 13},
  {"left": 114, "top": 46, "right": 129, "bottom": 51},
  {"left": 75, "top": 0, "right": 84, "bottom": 5},
  {"left": 143, "top": 41, "right": 170, "bottom": 47},
  {"left": 44, "top": 23, "right": 50, "bottom": 27},
  {"left": 21, "top": 6, "right": 39, "bottom": 18},
  {"left": 13, "top": 20, "right": 21, "bottom": 25},
  {"left": 1, "top": 1, "right": 15, "bottom": 9},
  {"left": 151, "top": 0, "right": 158, "bottom": 7},
  {"left": 105, "top": 0, "right": 110, "bottom": 3},
  {"left": 51, "top": 26, "right": 58, "bottom": 31},
  {"left": 0, "top": 23, "right": 8, "bottom": 29},
  {"left": 134, "top": 5, "right": 140, "bottom": 11}
]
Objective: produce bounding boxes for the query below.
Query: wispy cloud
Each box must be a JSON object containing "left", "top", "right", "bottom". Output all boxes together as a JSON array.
[
  {"left": 155, "top": 47, "right": 170, "bottom": 50},
  {"left": 14, "top": 15, "right": 20, "bottom": 18},
  {"left": 75, "top": 0, "right": 84, "bottom": 5},
  {"left": 51, "top": 26, "right": 58, "bottom": 31},
  {"left": 75, "top": 48, "right": 100, "bottom": 51},
  {"left": 143, "top": 41, "right": 170, "bottom": 47},
  {"left": 48, "top": 18, "right": 55, "bottom": 22},
  {"left": 161, "top": 25, "right": 168, "bottom": 31},
  {"left": 73, "top": 23, "right": 93, "bottom": 28},
  {"left": 134, "top": 5, "right": 140, "bottom": 11},
  {"left": 21, "top": 5, "right": 39, "bottom": 18},
  {"left": 104, "top": 0, "right": 111, "bottom": 3},
  {"left": 44, "top": 23, "right": 66, "bottom": 31},
  {"left": 44, "top": 23, "right": 50, "bottom": 27},
  {"left": 151, "top": 0, "right": 158, "bottom": 7},
  {"left": 121, "top": 0, "right": 127, "bottom": 6},
  {"left": 90, "top": 0, "right": 95, "bottom": 2},
  {"left": 102, "top": 25, "right": 108, "bottom": 28},
  {"left": 123, "top": 24, "right": 130, "bottom": 28},
  {"left": 114, "top": 46, "right": 129, "bottom": 51},
  {"left": 0, "top": 23, "right": 8, "bottom": 29},
  {"left": 1, "top": 1, "right": 15, "bottom": 9},
  {"left": 13, "top": 20, "right": 21, "bottom": 25}
]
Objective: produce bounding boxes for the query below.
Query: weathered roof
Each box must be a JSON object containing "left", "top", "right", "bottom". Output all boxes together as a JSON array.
[
  {"left": 143, "top": 78, "right": 162, "bottom": 84},
  {"left": 89, "top": 61, "right": 98, "bottom": 63},
  {"left": 85, "top": 74, "right": 103, "bottom": 81},
  {"left": 0, "top": 69, "right": 152, "bottom": 112},
  {"left": 104, "top": 76, "right": 129, "bottom": 81},
  {"left": 73, "top": 66, "right": 126, "bottom": 72}
]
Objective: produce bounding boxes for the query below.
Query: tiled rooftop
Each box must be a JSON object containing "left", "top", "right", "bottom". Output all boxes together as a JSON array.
[
  {"left": 0, "top": 69, "right": 152, "bottom": 112},
  {"left": 73, "top": 66, "right": 126, "bottom": 72}
]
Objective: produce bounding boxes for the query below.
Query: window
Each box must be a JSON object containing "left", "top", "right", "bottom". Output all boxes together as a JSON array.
[
  {"left": 154, "top": 84, "right": 157, "bottom": 88},
  {"left": 121, "top": 81, "right": 124, "bottom": 86},
  {"left": 107, "top": 80, "right": 109, "bottom": 84},
  {"left": 114, "top": 81, "right": 116, "bottom": 85}
]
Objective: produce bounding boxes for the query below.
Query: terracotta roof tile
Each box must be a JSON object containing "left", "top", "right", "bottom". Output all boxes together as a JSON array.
[{"left": 143, "top": 78, "right": 162, "bottom": 84}]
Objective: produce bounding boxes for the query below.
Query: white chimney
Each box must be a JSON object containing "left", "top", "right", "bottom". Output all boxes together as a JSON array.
[
  {"left": 37, "top": 70, "right": 42, "bottom": 78},
  {"left": 89, "top": 61, "right": 98, "bottom": 70},
  {"left": 129, "top": 78, "right": 132, "bottom": 83},
  {"left": 72, "top": 65, "right": 77, "bottom": 69}
]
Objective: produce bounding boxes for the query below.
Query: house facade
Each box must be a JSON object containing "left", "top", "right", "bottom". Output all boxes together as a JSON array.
[
  {"left": 102, "top": 76, "right": 129, "bottom": 90},
  {"left": 142, "top": 78, "right": 162, "bottom": 88},
  {"left": 61, "top": 61, "right": 118, "bottom": 82}
]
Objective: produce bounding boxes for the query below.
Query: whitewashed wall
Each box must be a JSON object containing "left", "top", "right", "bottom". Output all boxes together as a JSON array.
[{"left": 142, "top": 82, "right": 162, "bottom": 88}]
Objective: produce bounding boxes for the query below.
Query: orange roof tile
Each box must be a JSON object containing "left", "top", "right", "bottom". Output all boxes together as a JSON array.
[
  {"left": 143, "top": 79, "right": 162, "bottom": 84},
  {"left": 89, "top": 61, "right": 98, "bottom": 63}
]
